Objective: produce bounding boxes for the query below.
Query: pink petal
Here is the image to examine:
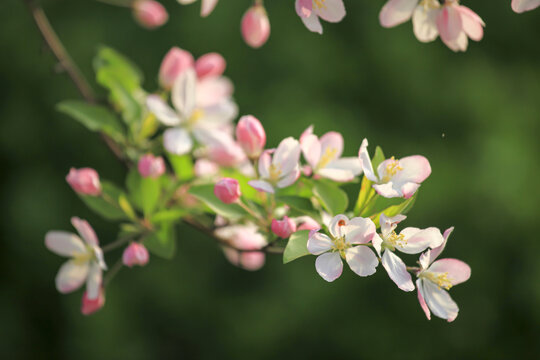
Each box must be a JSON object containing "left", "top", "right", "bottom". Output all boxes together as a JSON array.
[
  {"left": 379, "top": 0, "right": 418, "bottom": 28},
  {"left": 295, "top": 0, "right": 313, "bottom": 18},
  {"left": 248, "top": 179, "right": 275, "bottom": 193},
  {"left": 345, "top": 246, "right": 378, "bottom": 277},
  {"left": 429, "top": 226, "right": 454, "bottom": 263},
  {"left": 201, "top": 0, "right": 219, "bottom": 17},
  {"left": 315, "top": 252, "right": 343, "bottom": 282},
  {"left": 511, "top": 0, "right": 540, "bottom": 13},
  {"left": 300, "top": 133, "right": 322, "bottom": 169},
  {"left": 436, "top": 5, "right": 463, "bottom": 43},
  {"left": 416, "top": 279, "right": 431, "bottom": 320},
  {"left": 392, "top": 155, "right": 432, "bottom": 184},
  {"left": 358, "top": 139, "right": 378, "bottom": 182},
  {"left": 458, "top": 6, "right": 484, "bottom": 42},
  {"left": 71, "top": 217, "right": 99, "bottom": 246},
  {"left": 398, "top": 227, "right": 444, "bottom": 254},
  {"left": 307, "top": 232, "right": 334, "bottom": 255},
  {"left": 422, "top": 280, "right": 459, "bottom": 322},
  {"left": 429, "top": 258, "right": 471, "bottom": 286},
  {"left": 257, "top": 149, "right": 273, "bottom": 179},
  {"left": 195, "top": 52, "right": 226, "bottom": 79},
  {"left": 400, "top": 182, "right": 421, "bottom": 199},
  {"left": 381, "top": 250, "right": 415, "bottom": 291},
  {"left": 345, "top": 217, "right": 376, "bottom": 244},
  {"left": 319, "top": 131, "right": 344, "bottom": 161}
]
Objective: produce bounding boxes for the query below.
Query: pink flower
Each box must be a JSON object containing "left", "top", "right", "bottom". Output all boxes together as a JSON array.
[
  {"left": 159, "top": 47, "right": 195, "bottom": 89},
  {"left": 215, "top": 225, "right": 267, "bottom": 271},
  {"left": 241, "top": 4, "right": 271, "bottom": 48},
  {"left": 236, "top": 115, "right": 266, "bottom": 159},
  {"left": 66, "top": 167, "right": 101, "bottom": 196},
  {"left": 178, "top": 0, "right": 219, "bottom": 17},
  {"left": 122, "top": 243, "right": 150, "bottom": 267},
  {"left": 359, "top": 139, "right": 431, "bottom": 199},
  {"left": 300, "top": 126, "right": 361, "bottom": 182},
  {"left": 248, "top": 137, "right": 302, "bottom": 194},
  {"left": 133, "top": 0, "right": 169, "bottom": 29},
  {"left": 295, "top": 0, "right": 346, "bottom": 34},
  {"left": 416, "top": 227, "right": 471, "bottom": 322},
  {"left": 195, "top": 53, "right": 226, "bottom": 80},
  {"left": 296, "top": 216, "right": 320, "bottom": 231},
  {"left": 45, "top": 217, "right": 107, "bottom": 299},
  {"left": 81, "top": 288, "right": 105, "bottom": 315},
  {"left": 214, "top": 178, "right": 241, "bottom": 204},
  {"left": 436, "top": 1, "right": 485, "bottom": 52},
  {"left": 372, "top": 213, "right": 444, "bottom": 292},
  {"left": 307, "top": 215, "right": 379, "bottom": 282},
  {"left": 271, "top": 216, "right": 297, "bottom": 239},
  {"left": 512, "top": 0, "right": 540, "bottom": 13},
  {"left": 138, "top": 154, "right": 166, "bottom": 178}
]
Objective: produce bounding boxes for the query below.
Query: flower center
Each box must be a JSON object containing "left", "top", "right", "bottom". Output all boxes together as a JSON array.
[
  {"left": 72, "top": 246, "right": 94, "bottom": 265},
  {"left": 331, "top": 236, "right": 351, "bottom": 258},
  {"left": 420, "top": 0, "right": 441, "bottom": 9},
  {"left": 421, "top": 271, "right": 453, "bottom": 290},
  {"left": 269, "top": 163, "right": 282, "bottom": 182},
  {"left": 316, "top": 147, "right": 338, "bottom": 170},
  {"left": 313, "top": 0, "right": 327, "bottom": 10},
  {"left": 383, "top": 231, "right": 407, "bottom": 250},
  {"left": 187, "top": 108, "right": 205, "bottom": 127},
  {"left": 381, "top": 156, "right": 403, "bottom": 182}
]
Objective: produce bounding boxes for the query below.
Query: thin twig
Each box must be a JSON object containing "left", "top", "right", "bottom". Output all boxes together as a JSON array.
[{"left": 103, "top": 258, "right": 124, "bottom": 286}]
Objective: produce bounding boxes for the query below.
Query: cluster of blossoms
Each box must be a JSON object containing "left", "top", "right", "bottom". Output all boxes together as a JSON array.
[{"left": 101, "top": 0, "right": 540, "bottom": 52}]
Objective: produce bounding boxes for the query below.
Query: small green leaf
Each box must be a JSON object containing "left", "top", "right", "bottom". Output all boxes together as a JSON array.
[
  {"left": 150, "top": 209, "right": 186, "bottom": 223},
  {"left": 372, "top": 146, "right": 386, "bottom": 170},
  {"left": 126, "top": 169, "right": 143, "bottom": 209},
  {"left": 144, "top": 222, "right": 176, "bottom": 259},
  {"left": 313, "top": 181, "right": 348, "bottom": 216},
  {"left": 277, "top": 195, "right": 319, "bottom": 220},
  {"left": 283, "top": 230, "right": 311, "bottom": 264},
  {"left": 369, "top": 194, "right": 418, "bottom": 228},
  {"left": 189, "top": 184, "right": 247, "bottom": 220},
  {"left": 79, "top": 182, "right": 126, "bottom": 221},
  {"left": 141, "top": 177, "right": 161, "bottom": 216},
  {"left": 168, "top": 154, "right": 194, "bottom": 181},
  {"left": 118, "top": 193, "right": 137, "bottom": 220}
]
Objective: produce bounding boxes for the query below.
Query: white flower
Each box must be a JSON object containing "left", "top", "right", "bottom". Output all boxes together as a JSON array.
[{"left": 45, "top": 217, "right": 107, "bottom": 299}]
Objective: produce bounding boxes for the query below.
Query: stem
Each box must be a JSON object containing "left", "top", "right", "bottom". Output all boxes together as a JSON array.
[
  {"left": 103, "top": 258, "right": 124, "bottom": 286},
  {"left": 102, "top": 233, "right": 140, "bottom": 252}
]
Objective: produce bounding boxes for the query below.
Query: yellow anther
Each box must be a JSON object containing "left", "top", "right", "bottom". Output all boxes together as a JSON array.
[
  {"left": 187, "top": 108, "right": 205, "bottom": 126},
  {"left": 423, "top": 272, "right": 453, "bottom": 290},
  {"left": 331, "top": 236, "right": 351, "bottom": 259},
  {"left": 316, "top": 147, "right": 338, "bottom": 170},
  {"left": 386, "top": 231, "right": 407, "bottom": 248},
  {"left": 313, "top": 0, "right": 327, "bottom": 10},
  {"left": 269, "top": 164, "right": 282, "bottom": 182},
  {"left": 381, "top": 156, "right": 403, "bottom": 182},
  {"left": 72, "top": 250, "right": 93, "bottom": 265}
]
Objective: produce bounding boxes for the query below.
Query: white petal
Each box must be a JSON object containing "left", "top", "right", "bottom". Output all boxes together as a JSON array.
[
  {"left": 307, "top": 232, "right": 334, "bottom": 255},
  {"left": 172, "top": 68, "right": 197, "bottom": 118},
  {"left": 301, "top": 12, "right": 323, "bottom": 34},
  {"left": 248, "top": 180, "right": 275, "bottom": 193},
  {"left": 86, "top": 262, "right": 102, "bottom": 300},
  {"left": 397, "top": 227, "right": 444, "bottom": 254},
  {"left": 315, "top": 252, "right": 343, "bottom": 282},
  {"left": 276, "top": 167, "right": 300, "bottom": 188},
  {"left": 318, "top": 157, "right": 362, "bottom": 182},
  {"left": 379, "top": 0, "right": 418, "bottom": 28},
  {"left": 358, "top": 139, "right": 378, "bottom": 182},
  {"left": 45, "top": 231, "right": 86, "bottom": 257},
  {"left": 345, "top": 217, "right": 376, "bottom": 244},
  {"left": 201, "top": 0, "right": 219, "bottom": 17},
  {"left": 512, "top": 0, "right": 540, "bottom": 13},
  {"left": 273, "top": 137, "right": 301, "bottom": 175},
  {"left": 300, "top": 133, "right": 321, "bottom": 169},
  {"left": 416, "top": 279, "right": 431, "bottom": 320},
  {"left": 257, "top": 150, "right": 273, "bottom": 179},
  {"left": 146, "top": 95, "right": 181, "bottom": 126},
  {"left": 163, "top": 128, "right": 193, "bottom": 155},
  {"left": 373, "top": 182, "right": 401, "bottom": 198},
  {"left": 71, "top": 217, "right": 99, "bottom": 246},
  {"left": 381, "top": 250, "right": 415, "bottom": 291},
  {"left": 372, "top": 233, "right": 384, "bottom": 257},
  {"left": 196, "top": 76, "right": 234, "bottom": 108},
  {"left": 379, "top": 213, "right": 406, "bottom": 238},
  {"left": 429, "top": 226, "right": 454, "bottom": 263},
  {"left": 55, "top": 260, "right": 89, "bottom": 294},
  {"left": 412, "top": 5, "right": 439, "bottom": 43},
  {"left": 345, "top": 246, "right": 378, "bottom": 277},
  {"left": 422, "top": 280, "right": 459, "bottom": 322},
  {"left": 314, "top": 0, "right": 346, "bottom": 23},
  {"left": 328, "top": 214, "right": 349, "bottom": 238}
]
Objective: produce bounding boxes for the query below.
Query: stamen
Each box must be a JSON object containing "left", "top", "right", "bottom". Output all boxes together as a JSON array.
[
  {"left": 381, "top": 156, "right": 403, "bottom": 182},
  {"left": 313, "top": 0, "right": 327, "bottom": 10},
  {"left": 316, "top": 147, "right": 337, "bottom": 170},
  {"left": 423, "top": 272, "right": 453, "bottom": 290},
  {"left": 269, "top": 164, "right": 282, "bottom": 182}
]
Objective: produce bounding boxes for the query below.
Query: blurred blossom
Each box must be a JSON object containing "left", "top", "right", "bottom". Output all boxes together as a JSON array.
[
  {"left": 204, "top": 132, "right": 247, "bottom": 167},
  {"left": 236, "top": 115, "right": 266, "bottom": 159},
  {"left": 512, "top": 0, "right": 540, "bottom": 12},
  {"left": 177, "top": 0, "right": 219, "bottom": 17},
  {"left": 66, "top": 167, "right": 101, "bottom": 196},
  {"left": 122, "top": 243, "right": 150, "bottom": 267},
  {"left": 214, "top": 178, "right": 241, "bottom": 204},
  {"left": 159, "top": 47, "right": 195, "bottom": 89},
  {"left": 194, "top": 158, "right": 219, "bottom": 177},
  {"left": 133, "top": 0, "right": 169, "bottom": 29},
  {"left": 81, "top": 288, "right": 105, "bottom": 316},
  {"left": 241, "top": 4, "right": 271, "bottom": 48},
  {"left": 271, "top": 216, "right": 297, "bottom": 238},
  {"left": 215, "top": 225, "right": 267, "bottom": 271},
  {"left": 195, "top": 53, "right": 226, "bottom": 79},
  {"left": 138, "top": 154, "right": 166, "bottom": 178},
  {"left": 296, "top": 216, "right": 320, "bottom": 231},
  {"left": 295, "top": 0, "right": 346, "bottom": 34}
]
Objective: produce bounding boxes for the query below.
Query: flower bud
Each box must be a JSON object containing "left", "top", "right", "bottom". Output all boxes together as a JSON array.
[
  {"left": 133, "top": 1, "right": 169, "bottom": 29},
  {"left": 138, "top": 154, "right": 166, "bottom": 178},
  {"left": 214, "top": 178, "right": 241, "bottom": 204},
  {"left": 271, "top": 216, "right": 297, "bottom": 239},
  {"left": 241, "top": 5, "right": 271, "bottom": 48},
  {"left": 66, "top": 167, "right": 101, "bottom": 196},
  {"left": 159, "top": 47, "right": 194, "bottom": 89},
  {"left": 195, "top": 53, "right": 226, "bottom": 79},
  {"left": 122, "top": 243, "right": 150, "bottom": 267},
  {"left": 297, "top": 216, "right": 320, "bottom": 231},
  {"left": 236, "top": 115, "right": 266, "bottom": 158},
  {"left": 81, "top": 289, "right": 105, "bottom": 316}
]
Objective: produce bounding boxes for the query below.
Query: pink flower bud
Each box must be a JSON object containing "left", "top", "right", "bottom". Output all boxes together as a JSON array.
[
  {"left": 236, "top": 115, "right": 266, "bottom": 158},
  {"left": 195, "top": 53, "right": 226, "bottom": 80},
  {"left": 297, "top": 216, "right": 320, "bottom": 231},
  {"left": 159, "top": 47, "right": 195, "bottom": 89},
  {"left": 122, "top": 242, "right": 150, "bottom": 267},
  {"left": 271, "top": 216, "right": 297, "bottom": 239},
  {"left": 214, "top": 178, "right": 241, "bottom": 204},
  {"left": 133, "top": 1, "right": 169, "bottom": 29},
  {"left": 241, "top": 5, "right": 271, "bottom": 48},
  {"left": 138, "top": 154, "right": 166, "bottom": 178},
  {"left": 81, "top": 289, "right": 105, "bottom": 316},
  {"left": 66, "top": 167, "right": 101, "bottom": 196}
]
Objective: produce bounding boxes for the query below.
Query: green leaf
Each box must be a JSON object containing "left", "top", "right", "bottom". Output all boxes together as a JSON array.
[
  {"left": 143, "top": 222, "right": 176, "bottom": 259},
  {"left": 79, "top": 182, "right": 126, "bottom": 220},
  {"left": 189, "top": 184, "right": 248, "bottom": 220},
  {"left": 372, "top": 146, "right": 386, "bottom": 170},
  {"left": 118, "top": 193, "right": 137, "bottom": 220},
  {"left": 313, "top": 181, "right": 348, "bottom": 216},
  {"left": 126, "top": 168, "right": 143, "bottom": 209},
  {"left": 150, "top": 209, "right": 186, "bottom": 223},
  {"left": 57, "top": 100, "right": 124, "bottom": 142},
  {"left": 369, "top": 194, "right": 418, "bottom": 228},
  {"left": 168, "top": 154, "right": 194, "bottom": 181},
  {"left": 277, "top": 195, "right": 319, "bottom": 220},
  {"left": 283, "top": 230, "right": 311, "bottom": 264},
  {"left": 141, "top": 177, "right": 161, "bottom": 216},
  {"left": 354, "top": 145, "right": 385, "bottom": 214}
]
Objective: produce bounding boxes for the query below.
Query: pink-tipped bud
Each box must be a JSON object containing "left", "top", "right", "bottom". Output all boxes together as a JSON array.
[
  {"left": 133, "top": 1, "right": 169, "bottom": 29},
  {"left": 271, "top": 216, "right": 297, "bottom": 239},
  {"left": 195, "top": 53, "right": 226, "bottom": 80},
  {"left": 214, "top": 178, "right": 241, "bottom": 204},
  {"left": 159, "top": 47, "right": 195, "bottom": 88},
  {"left": 81, "top": 289, "right": 105, "bottom": 316},
  {"left": 138, "top": 154, "right": 166, "bottom": 178},
  {"left": 241, "top": 5, "right": 271, "bottom": 48},
  {"left": 66, "top": 167, "right": 101, "bottom": 196},
  {"left": 122, "top": 242, "right": 150, "bottom": 267},
  {"left": 236, "top": 115, "right": 266, "bottom": 158},
  {"left": 297, "top": 216, "right": 320, "bottom": 231}
]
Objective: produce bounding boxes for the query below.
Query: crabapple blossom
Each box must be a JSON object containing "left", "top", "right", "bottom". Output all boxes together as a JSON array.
[
  {"left": 194, "top": 158, "right": 219, "bottom": 177},
  {"left": 358, "top": 138, "right": 431, "bottom": 199},
  {"left": 159, "top": 47, "right": 194, "bottom": 89},
  {"left": 436, "top": 1, "right": 485, "bottom": 52},
  {"left": 248, "top": 137, "right": 301, "bottom": 194},
  {"left": 215, "top": 224, "right": 267, "bottom": 271},
  {"left": 300, "top": 126, "right": 361, "bottom": 182},
  {"left": 138, "top": 154, "right": 166, "bottom": 178},
  {"left": 122, "top": 243, "right": 150, "bottom": 267},
  {"left": 295, "top": 0, "right": 346, "bottom": 34},
  {"left": 307, "top": 215, "right": 379, "bottom": 282},
  {"left": 81, "top": 288, "right": 105, "bottom": 315},
  {"left": 372, "top": 213, "right": 444, "bottom": 291},
  {"left": 195, "top": 53, "right": 226, "bottom": 80},
  {"left": 236, "top": 115, "right": 266, "bottom": 159},
  {"left": 241, "top": 4, "right": 271, "bottom": 48},
  {"left": 45, "top": 217, "right": 107, "bottom": 299},
  {"left": 296, "top": 216, "right": 320, "bottom": 231},
  {"left": 203, "top": 131, "right": 247, "bottom": 167},
  {"left": 66, "top": 167, "right": 101, "bottom": 196},
  {"left": 416, "top": 227, "right": 471, "bottom": 321},
  {"left": 271, "top": 216, "right": 297, "bottom": 239},
  {"left": 133, "top": 0, "right": 168, "bottom": 29},
  {"left": 214, "top": 178, "right": 241, "bottom": 204},
  {"left": 512, "top": 0, "right": 540, "bottom": 13},
  {"left": 177, "top": 0, "right": 219, "bottom": 17}
]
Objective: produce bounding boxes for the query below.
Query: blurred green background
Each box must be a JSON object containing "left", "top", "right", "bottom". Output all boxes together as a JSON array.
[{"left": 1, "top": 0, "right": 539, "bottom": 358}]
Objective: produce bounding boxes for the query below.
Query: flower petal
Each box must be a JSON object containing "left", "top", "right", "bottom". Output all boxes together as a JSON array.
[
  {"left": 45, "top": 231, "right": 85, "bottom": 257},
  {"left": 379, "top": 213, "right": 406, "bottom": 238},
  {"left": 273, "top": 137, "right": 301, "bottom": 175},
  {"left": 85, "top": 262, "right": 102, "bottom": 300},
  {"left": 458, "top": 6, "right": 484, "bottom": 42},
  {"left": 358, "top": 138, "right": 378, "bottom": 182},
  {"left": 71, "top": 217, "right": 99, "bottom": 246},
  {"left": 56, "top": 260, "right": 89, "bottom": 294},
  {"left": 146, "top": 95, "right": 181, "bottom": 126},
  {"left": 345, "top": 246, "right": 378, "bottom": 277},
  {"left": 300, "top": 133, "right": 321, "bottom": 169},
  {"left": 307, "top": 232, "right": 334, "bottom": 255},
  {"left": 381, "top": 250, "right": 415, "bottom": 291},
  {"left": 296, "top": 0, "right": 313, "bottom": 18},
  {"left": 201, "top": 0, "right": 219, "bottom": 17},
  {"left": 315, "top": 252, "right": 343, "bottom": 282},
  {"left": 163, "top": 128, "right": 193, "bottom": 155},
  {"left": 429, "top": 226, "right": 454, "bottom": 263},
  {"left": 436, "top": 5, "right": 463, "bottom": 43},
  {"left": 328, "top": 214, "right": 349, "bottom": 238},
  {"left": 373, "top": 182, "right": 401, "bottom": 198},
  {"left": 345, "top": 217, "right": 376, "bottom": 244},
  {"left": 318, "top": 157, "right": 362, "bottom": 182},
  {"left": 248, "top": 180, "right": 275, "bottom": 193},
  {"left": 301, "top": 11, "right": 323, "bottom": 34},
  {"left": 398, "top": 227, "right": 444, "bottom": 254},
  {"left": 512, "top": 0, "right": 540, "bottom": 13},
  {"left": 413, "top": 5, "right": 439, "bottom": 43},
  {"left": 379, "top": 0, "right": 418, "bottom": 28},
  {"left": 319, "top": 131, "right": 344, "bottom": 161},
  {"left": 392, "top": 155, "right": 432, "bottom": 185},
  {"left": 314, "top": 0, "right": 346, "bottom": 23},
  {"left": 417, "top": 279, "right": 431, "bottom": 320},
  {"left": 172, "top": 68, "right": 197, "bottom": 118},
  {"left": 372, "top": 233, "right": 383, "bottom": 257},
  {"left": 276, "top": 166, "right": 300, "bottom": 188},
  {"left": 429, "top": 258, "right": 471, "bottom": 286},
  {"left": 196, "top": 76, "right": 234, "bottom": 108},
  {"left": 422, "top": 279, "right": 459, "bottom": 322}
]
